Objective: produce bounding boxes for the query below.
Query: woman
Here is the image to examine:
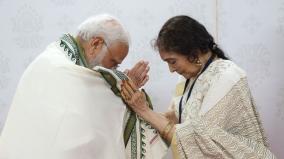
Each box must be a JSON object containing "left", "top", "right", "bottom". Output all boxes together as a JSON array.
[{"left": 121, "top": 15, "right": 275, "bottom": 158}]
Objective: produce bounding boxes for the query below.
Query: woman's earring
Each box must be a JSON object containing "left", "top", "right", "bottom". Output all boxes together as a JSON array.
[{"left": 196, "top": 59, "right": 202, "bottom": 66}]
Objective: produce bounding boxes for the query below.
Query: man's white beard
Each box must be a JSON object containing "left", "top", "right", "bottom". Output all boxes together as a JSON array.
[{"left": 89, "top": 46, "right": 108, "bottom": 69}]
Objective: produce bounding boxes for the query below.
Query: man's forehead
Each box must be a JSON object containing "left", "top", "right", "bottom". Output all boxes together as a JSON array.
[{"left": 109, "top": 43, "right": 128, "bottom": 61}]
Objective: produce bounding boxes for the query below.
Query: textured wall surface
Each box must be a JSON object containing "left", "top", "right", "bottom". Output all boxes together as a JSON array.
[{"left": 0, "top": 0, "right": 283, "bottom": 158}]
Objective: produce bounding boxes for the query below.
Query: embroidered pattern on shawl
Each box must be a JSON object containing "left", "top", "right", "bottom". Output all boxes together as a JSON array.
[{"left": 174, "top": 61, "right": 275, "bottom": 158}]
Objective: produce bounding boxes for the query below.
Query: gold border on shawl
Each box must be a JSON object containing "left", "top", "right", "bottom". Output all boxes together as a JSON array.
[{"left": 171, "top": 133, "right": 180, "bottom": 159}]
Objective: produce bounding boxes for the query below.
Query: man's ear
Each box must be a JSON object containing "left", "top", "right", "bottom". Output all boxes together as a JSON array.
[{"left": 89, "top": 37, "right": 104, "bottom": 50}]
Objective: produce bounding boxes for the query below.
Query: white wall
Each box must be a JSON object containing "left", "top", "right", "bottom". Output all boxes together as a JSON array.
[
  {"left": 218, "top": 0, "right": 284, "bottom": 157},
  {"left": 0, "top": 0, "right": 283, "bottom": 158}
]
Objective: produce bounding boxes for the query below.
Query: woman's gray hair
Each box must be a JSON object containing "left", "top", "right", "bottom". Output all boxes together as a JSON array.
[{"left": 76, "top": 14, "right": 130, "bottom": 46}]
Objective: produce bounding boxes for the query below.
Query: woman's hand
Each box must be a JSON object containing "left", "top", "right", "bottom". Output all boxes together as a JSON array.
[
  {"left": 162, "top": 110, "right": 178, "bottom": 124},
  {"left": 121, "top": 81, "right": 176, "bottom": 144},
  {"left": 124, "top": 60, "right": 149, "bottom": 88},
  {"left": 121, "top": 80, "right": 150, "bottom": 116}
]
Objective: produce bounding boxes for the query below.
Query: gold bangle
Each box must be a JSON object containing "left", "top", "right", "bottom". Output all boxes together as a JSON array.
[
  {"left": 161, "top": 121, "right": 173, "bottom": 139},
  {"left": 165, "top": 124, "right": 175, "bottom": 142}
]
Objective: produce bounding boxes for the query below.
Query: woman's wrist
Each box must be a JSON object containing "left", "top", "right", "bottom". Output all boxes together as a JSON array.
[
  {"left": 143, "top": 111, "right": 170, "bottom": 132},
  {"left": 135, "top": 103, "right": 152, "bottom": 118},
  {"left": 138, "top": 109, "right": 176, "bottom": 144},
  {"left": 164, "top": 125, "right": 175, "bottom": 145},
  {"left": 137, "top": 106, "right": 154, "bottom": 121}
]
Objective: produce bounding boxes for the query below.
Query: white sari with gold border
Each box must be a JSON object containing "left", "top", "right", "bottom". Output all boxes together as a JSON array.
[{"left": 171, "top": 59, "right": 275, "bottom": 159}]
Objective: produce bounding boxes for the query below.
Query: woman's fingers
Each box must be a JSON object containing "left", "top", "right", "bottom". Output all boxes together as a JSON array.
[
  {"left": 121, "top": 90, "right": 128, "bottom": 101},
  {"left": 121, "top": 86, "right": 132, "bottom": 102},
  {"left": 126, "top": 80, "right": 138, "bottom": 92},
  {"left": 122, "top": 80, "right": 135, "bottom": 96},
  {"left": 121, "top": 80, "right": 149, "bottom": 112}
]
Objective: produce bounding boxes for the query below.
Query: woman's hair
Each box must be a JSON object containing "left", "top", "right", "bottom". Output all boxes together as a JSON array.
[{"left": 154, "top": 15, "right": 228, "bottom": 60}]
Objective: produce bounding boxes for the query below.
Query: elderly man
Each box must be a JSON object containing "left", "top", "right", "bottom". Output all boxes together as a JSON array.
[{"left": 0, "top": 14, "right": 149, "bottom": 159}]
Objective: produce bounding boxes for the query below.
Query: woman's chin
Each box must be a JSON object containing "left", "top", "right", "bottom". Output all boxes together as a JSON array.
[{"left": 181, "top": 73, "right": 190, "bottom": 79}]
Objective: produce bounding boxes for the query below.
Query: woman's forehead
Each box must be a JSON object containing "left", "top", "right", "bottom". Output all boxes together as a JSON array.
[{"left": 159, "top": 51, "right": 185, "bottom": 60}]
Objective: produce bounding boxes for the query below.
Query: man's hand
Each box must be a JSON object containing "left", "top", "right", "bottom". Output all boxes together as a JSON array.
[{"left": 124, "top": 60, "right": 149, "bottom": 88}]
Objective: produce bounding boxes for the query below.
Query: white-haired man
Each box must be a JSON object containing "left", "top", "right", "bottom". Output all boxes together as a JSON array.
[{"left": 0, "top": 14, "right": 149, "bottom": 159}]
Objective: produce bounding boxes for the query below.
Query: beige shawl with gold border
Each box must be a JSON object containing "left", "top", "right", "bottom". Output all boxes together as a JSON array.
[{"left": 171, "top": 59, "right": 275, "bottom": 159}]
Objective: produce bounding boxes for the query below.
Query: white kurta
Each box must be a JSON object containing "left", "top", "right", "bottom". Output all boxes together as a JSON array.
[{"left": 0, "top": 42, "right": 126, "bottom": 159}]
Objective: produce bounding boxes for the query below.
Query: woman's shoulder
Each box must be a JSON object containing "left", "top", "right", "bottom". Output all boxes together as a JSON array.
[
  {"left": 197, "top": 59, "right": 249, "bottom": 115},
  {"left": 209, "top": 59, "right": 247, "bottom": 80}
]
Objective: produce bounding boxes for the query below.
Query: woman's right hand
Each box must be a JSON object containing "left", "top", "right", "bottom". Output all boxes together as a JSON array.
[
  {"left": 121, "top": 81, "right": 176, "bottom": 143},
  {"left": 121, "top": 80, "right": 150, "bottom": 116}
]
